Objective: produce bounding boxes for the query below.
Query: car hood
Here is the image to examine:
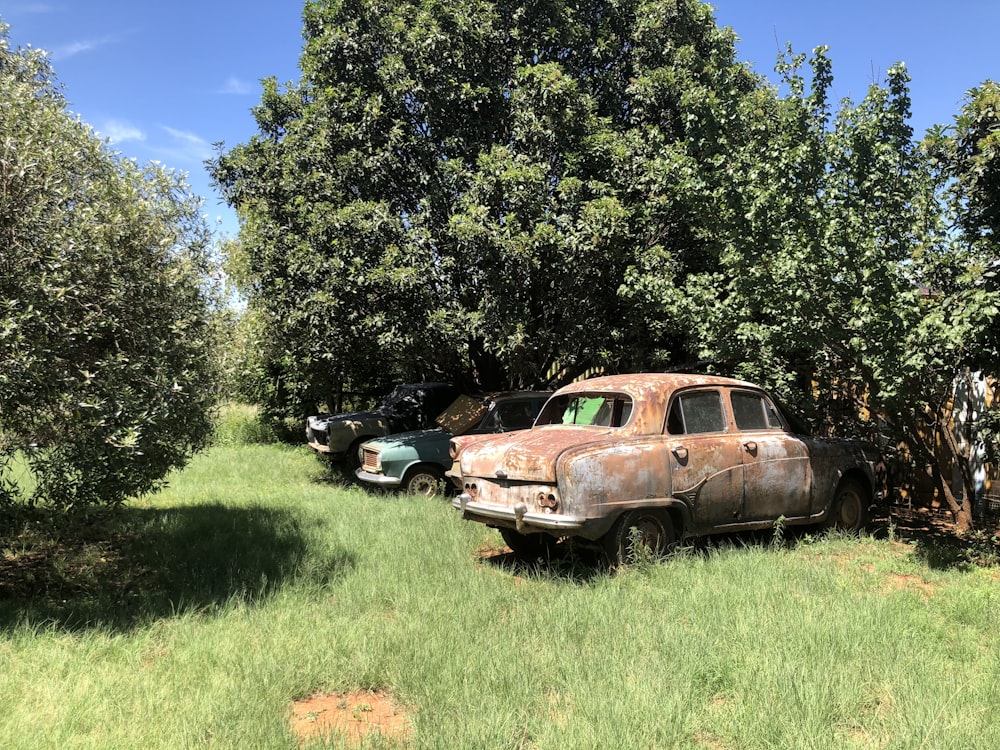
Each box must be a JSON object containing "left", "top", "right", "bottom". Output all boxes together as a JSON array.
[
  {"left": 458, "top": 425, "right": 616, "bottom": 483},
  {"left": 368, "top": 428, "right": 451, "bottom": 451},
  {"left": 314, "top": 409, "right": 386, "bottom": 428}
]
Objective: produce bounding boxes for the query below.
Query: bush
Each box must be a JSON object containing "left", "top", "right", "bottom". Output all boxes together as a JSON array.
[{"left": 0, "top": 25, "right": 217, "bottom": 511}]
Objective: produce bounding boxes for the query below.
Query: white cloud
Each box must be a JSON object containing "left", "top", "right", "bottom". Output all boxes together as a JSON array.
[
  {"left": 5, "top": 3, "right": 59, "bottom": 14},
  {"left": 219, "top": 76, "right": 253, "bottom": 95},
  {"left": 158, "top": 126, "right": 214, "bottom": 163},
  {"left": 49, "top": 35, "right": 115, "bottom": 61},
  {"left": 101, "top": 119, "right": 145, "bottom": 144}
]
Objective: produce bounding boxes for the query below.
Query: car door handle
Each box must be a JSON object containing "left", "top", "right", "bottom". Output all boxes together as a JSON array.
[
  {"left": 672, "top": 447, "right": 688, "bottom": 462},
  {"left": 743, "top": 441, "right": 758, "bottom": 455}
]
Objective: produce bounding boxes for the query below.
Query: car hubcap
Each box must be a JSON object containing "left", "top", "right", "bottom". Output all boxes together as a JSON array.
[
  {"left": 628, "top": 516, "right": 664, "bottom": 557},
  {"left": 408, "top": 474, "right": 439, "bottom": 497},
  {"left": 839, "top": 491, "right": 860, "bottom": 528}
]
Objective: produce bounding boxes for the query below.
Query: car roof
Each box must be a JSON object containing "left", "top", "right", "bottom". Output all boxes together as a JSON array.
[
  {"left": 483, "top": 391, "right": 553, "bottom": 403},
  {"left": 554, "top": 372, "right": 758, "bottom": 396}
]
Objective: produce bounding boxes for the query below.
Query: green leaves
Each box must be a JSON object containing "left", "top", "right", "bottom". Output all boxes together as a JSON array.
[
  {"left": 1, "top": 25, "right": 217, "bottom": 510},
  {"left": 212, "top": 0, "right": 770, "bottom": 405}
]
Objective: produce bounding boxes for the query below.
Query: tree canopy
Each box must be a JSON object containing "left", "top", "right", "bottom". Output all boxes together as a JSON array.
[
  {"left": 702, "top": 48, "right": 1000, "bottom": 528},
  {"left": 0, "top": 25, "right": 218, "bottom": 511},
  {"left": 211, "top": 0, "right": 768, "bottom": 411}
]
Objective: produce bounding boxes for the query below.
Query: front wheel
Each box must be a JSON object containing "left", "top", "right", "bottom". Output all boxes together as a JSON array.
[
  {"left": 826, "top": 478, "right": 871, "bottom": 532},
  {"left": 602, "top": 509, "right": 675, "bottom": 566},
  {"left": 402, "top": 465, "right": 445, "bottom": 497}
]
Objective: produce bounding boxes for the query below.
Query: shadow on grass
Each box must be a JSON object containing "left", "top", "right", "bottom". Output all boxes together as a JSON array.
[
  {"left": 478, "top": 539, "right": 609, "bottom": 583},
  {"left": 476, "top": 507, "right": 1000, "bottom": 579},
  {"left": 888, "top": 507, "right": 1000, "bottom": 570},
  {"left": 0, "top": 504, "right": 356, "bottom": 632}
]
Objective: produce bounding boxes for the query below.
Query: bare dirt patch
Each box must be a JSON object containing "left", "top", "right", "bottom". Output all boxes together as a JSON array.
[
  {"left": 290, "top": 690, "right": 413, "bottom": 746},
  {"left": 885, "top": 573, "right": 937, "bottom": 599}
]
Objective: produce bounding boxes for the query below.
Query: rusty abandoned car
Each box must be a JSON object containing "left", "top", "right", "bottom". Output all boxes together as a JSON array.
[{"left": 450, "top": 373, "right": 883, "bottom": 564}]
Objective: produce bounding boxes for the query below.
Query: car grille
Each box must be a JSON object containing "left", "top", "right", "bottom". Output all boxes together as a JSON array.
[
  {"left": 361, "top": 447, "right": 380, "bottom": 472},
  {"left": 307, "top": 425, "right": 329, "bottom": 446}
]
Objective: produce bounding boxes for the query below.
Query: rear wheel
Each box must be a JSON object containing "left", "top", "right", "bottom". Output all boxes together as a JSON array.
[
  {"left": 827, "top": 478, "right": 871, "bottom": 532},
  {"left": 602, "top": 509, "right": 675, "bottom": 566},
  {"left": 402, "top": 465, "right": 445, "bottom": 497},
  {"left": 499, "top": 528, "right": 555, "bottom": 559}
]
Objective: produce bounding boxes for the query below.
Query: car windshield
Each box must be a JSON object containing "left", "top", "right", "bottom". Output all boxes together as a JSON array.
[
  {"left": 535, "top": 392, "right": 633, "bottom": 428},
  {"left": 475, "top": 398, "right": 544, "bottom": 432},
  {"left": 377, "top": 387, "right": 419, "bottom": 412}
]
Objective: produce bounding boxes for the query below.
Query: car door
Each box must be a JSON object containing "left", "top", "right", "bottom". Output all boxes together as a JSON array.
[
  {"left": 665, "top": 389, "right": 745, "bottom": 529},
  {"left": 729, "top": 389, "right": 812, "bottom": 521}
]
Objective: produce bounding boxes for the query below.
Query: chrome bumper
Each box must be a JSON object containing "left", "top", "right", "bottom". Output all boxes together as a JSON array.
[
  {"left": 355, "top": 469, "right": 401, "bottom": 488},
  {"left": 453, "top": 493, "right": 586, "bottom": 532}
]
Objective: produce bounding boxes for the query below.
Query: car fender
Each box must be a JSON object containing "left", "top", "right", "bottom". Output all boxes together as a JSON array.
[{"left": 556, "top": 438, "right": 674, "bottom": 521}]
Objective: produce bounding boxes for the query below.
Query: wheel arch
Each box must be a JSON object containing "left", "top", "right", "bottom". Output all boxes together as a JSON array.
[
  {"left": 401, "top": 462, "right": 447, "bottom": 495},
  {"left": 837, "top": 468, "right": 874, "bottom": 503},
  {"left": 347, "top": 434, "right": 379, "bottom": 468},
  {"left": 601, "top": 498, "right": 691, "bottom": 541}
]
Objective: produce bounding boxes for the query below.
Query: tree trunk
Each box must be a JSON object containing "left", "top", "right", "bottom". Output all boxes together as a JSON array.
[
  {"left": 900, "top": 412, "right": 974, "bottom": 532},
  {"left": 935, "top": 420, "right": 976, "bottom": 531},
  {"left": 931, "top": 463, "right": 973, "bottom": 532}
]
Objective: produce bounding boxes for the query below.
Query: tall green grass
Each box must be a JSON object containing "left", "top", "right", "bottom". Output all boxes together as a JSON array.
[
  {"left": 2, "top": 441, "right": 999, "bottom": 749},
  {"left": 210, "top": 402, "right": 280, "bottom": 446}
]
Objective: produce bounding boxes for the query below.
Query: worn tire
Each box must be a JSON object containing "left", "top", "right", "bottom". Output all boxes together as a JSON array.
[
  {"left": 402, "top": 465, "right": 445, "bottom": 497},
  {"left": 602, "top": 509, "right": 675, "bottom": 566},
  {"left": 499, "top": 528, "right": 555, "bottom": 559},
  {"left": 827, "top": 478, "right": 871, "bottom": 532}
]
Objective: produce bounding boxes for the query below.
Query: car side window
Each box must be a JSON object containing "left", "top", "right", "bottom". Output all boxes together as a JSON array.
[
  {"left": 667, "top": 391, "right": 725, "bottom": 434},
  {"left": 731, "top": 391, "right": 784, "bottom": 431}
]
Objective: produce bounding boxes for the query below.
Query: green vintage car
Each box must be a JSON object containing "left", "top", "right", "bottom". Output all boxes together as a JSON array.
[{"left": 355, "top": 392, "right": 551, "bottom": 496}]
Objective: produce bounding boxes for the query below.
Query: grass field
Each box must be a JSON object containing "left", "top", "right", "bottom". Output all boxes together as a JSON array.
[{"left": 2, "top": 436, "right": 999, "bottom": 749}]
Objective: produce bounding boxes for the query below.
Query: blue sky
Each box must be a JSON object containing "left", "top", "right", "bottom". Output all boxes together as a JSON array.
[{"left": 3, "top": 1, "right": 997, "bottom": 239}]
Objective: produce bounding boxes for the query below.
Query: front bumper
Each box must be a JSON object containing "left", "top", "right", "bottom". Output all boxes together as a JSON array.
[
  {"left": 308, "top": 440, "right": 334, "bottom": 455},
  {"left": 453, "top": 493, "right": 586, "bottom": 533},
  {"left": 355, "top": 469, "right": 402, "bottom": 488}
]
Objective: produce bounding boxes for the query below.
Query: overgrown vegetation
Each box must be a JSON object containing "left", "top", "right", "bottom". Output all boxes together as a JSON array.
[
  {"left": 2, "top": 442, "right": 999, "bottom": 749},
  {"left": 210, "top": 0, "right": 772, "bottom": 411}
]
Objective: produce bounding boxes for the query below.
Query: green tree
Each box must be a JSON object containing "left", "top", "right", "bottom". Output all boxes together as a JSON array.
[
  {"left": 707, "top": 48, "right": 1000, "bottom": 530},
  {"left": 211, "top": 0, "right": 768, "bottom": 417},
  {"left": 0, "top": 25, "right": 218, "bottom": 512},
  {"left": 922, "top": 81, "right": 1000, "bottom": 522}
]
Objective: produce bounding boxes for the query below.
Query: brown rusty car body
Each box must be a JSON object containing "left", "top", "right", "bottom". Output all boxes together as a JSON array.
[{"left": 450, "top": 373, "right": 883, "bottom": 562}]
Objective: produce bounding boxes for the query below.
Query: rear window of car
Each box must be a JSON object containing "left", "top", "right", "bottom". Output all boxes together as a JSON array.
[{"left": 536, "top": 393, "right": 633, "bottom": 427}]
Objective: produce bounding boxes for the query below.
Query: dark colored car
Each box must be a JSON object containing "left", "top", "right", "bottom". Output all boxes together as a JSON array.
[
  {"left": 305, "top": 382, "right": 460, "bottom": 466},
  {"left": 450, "top": 373, "right": 884, "bottom": 563}
]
